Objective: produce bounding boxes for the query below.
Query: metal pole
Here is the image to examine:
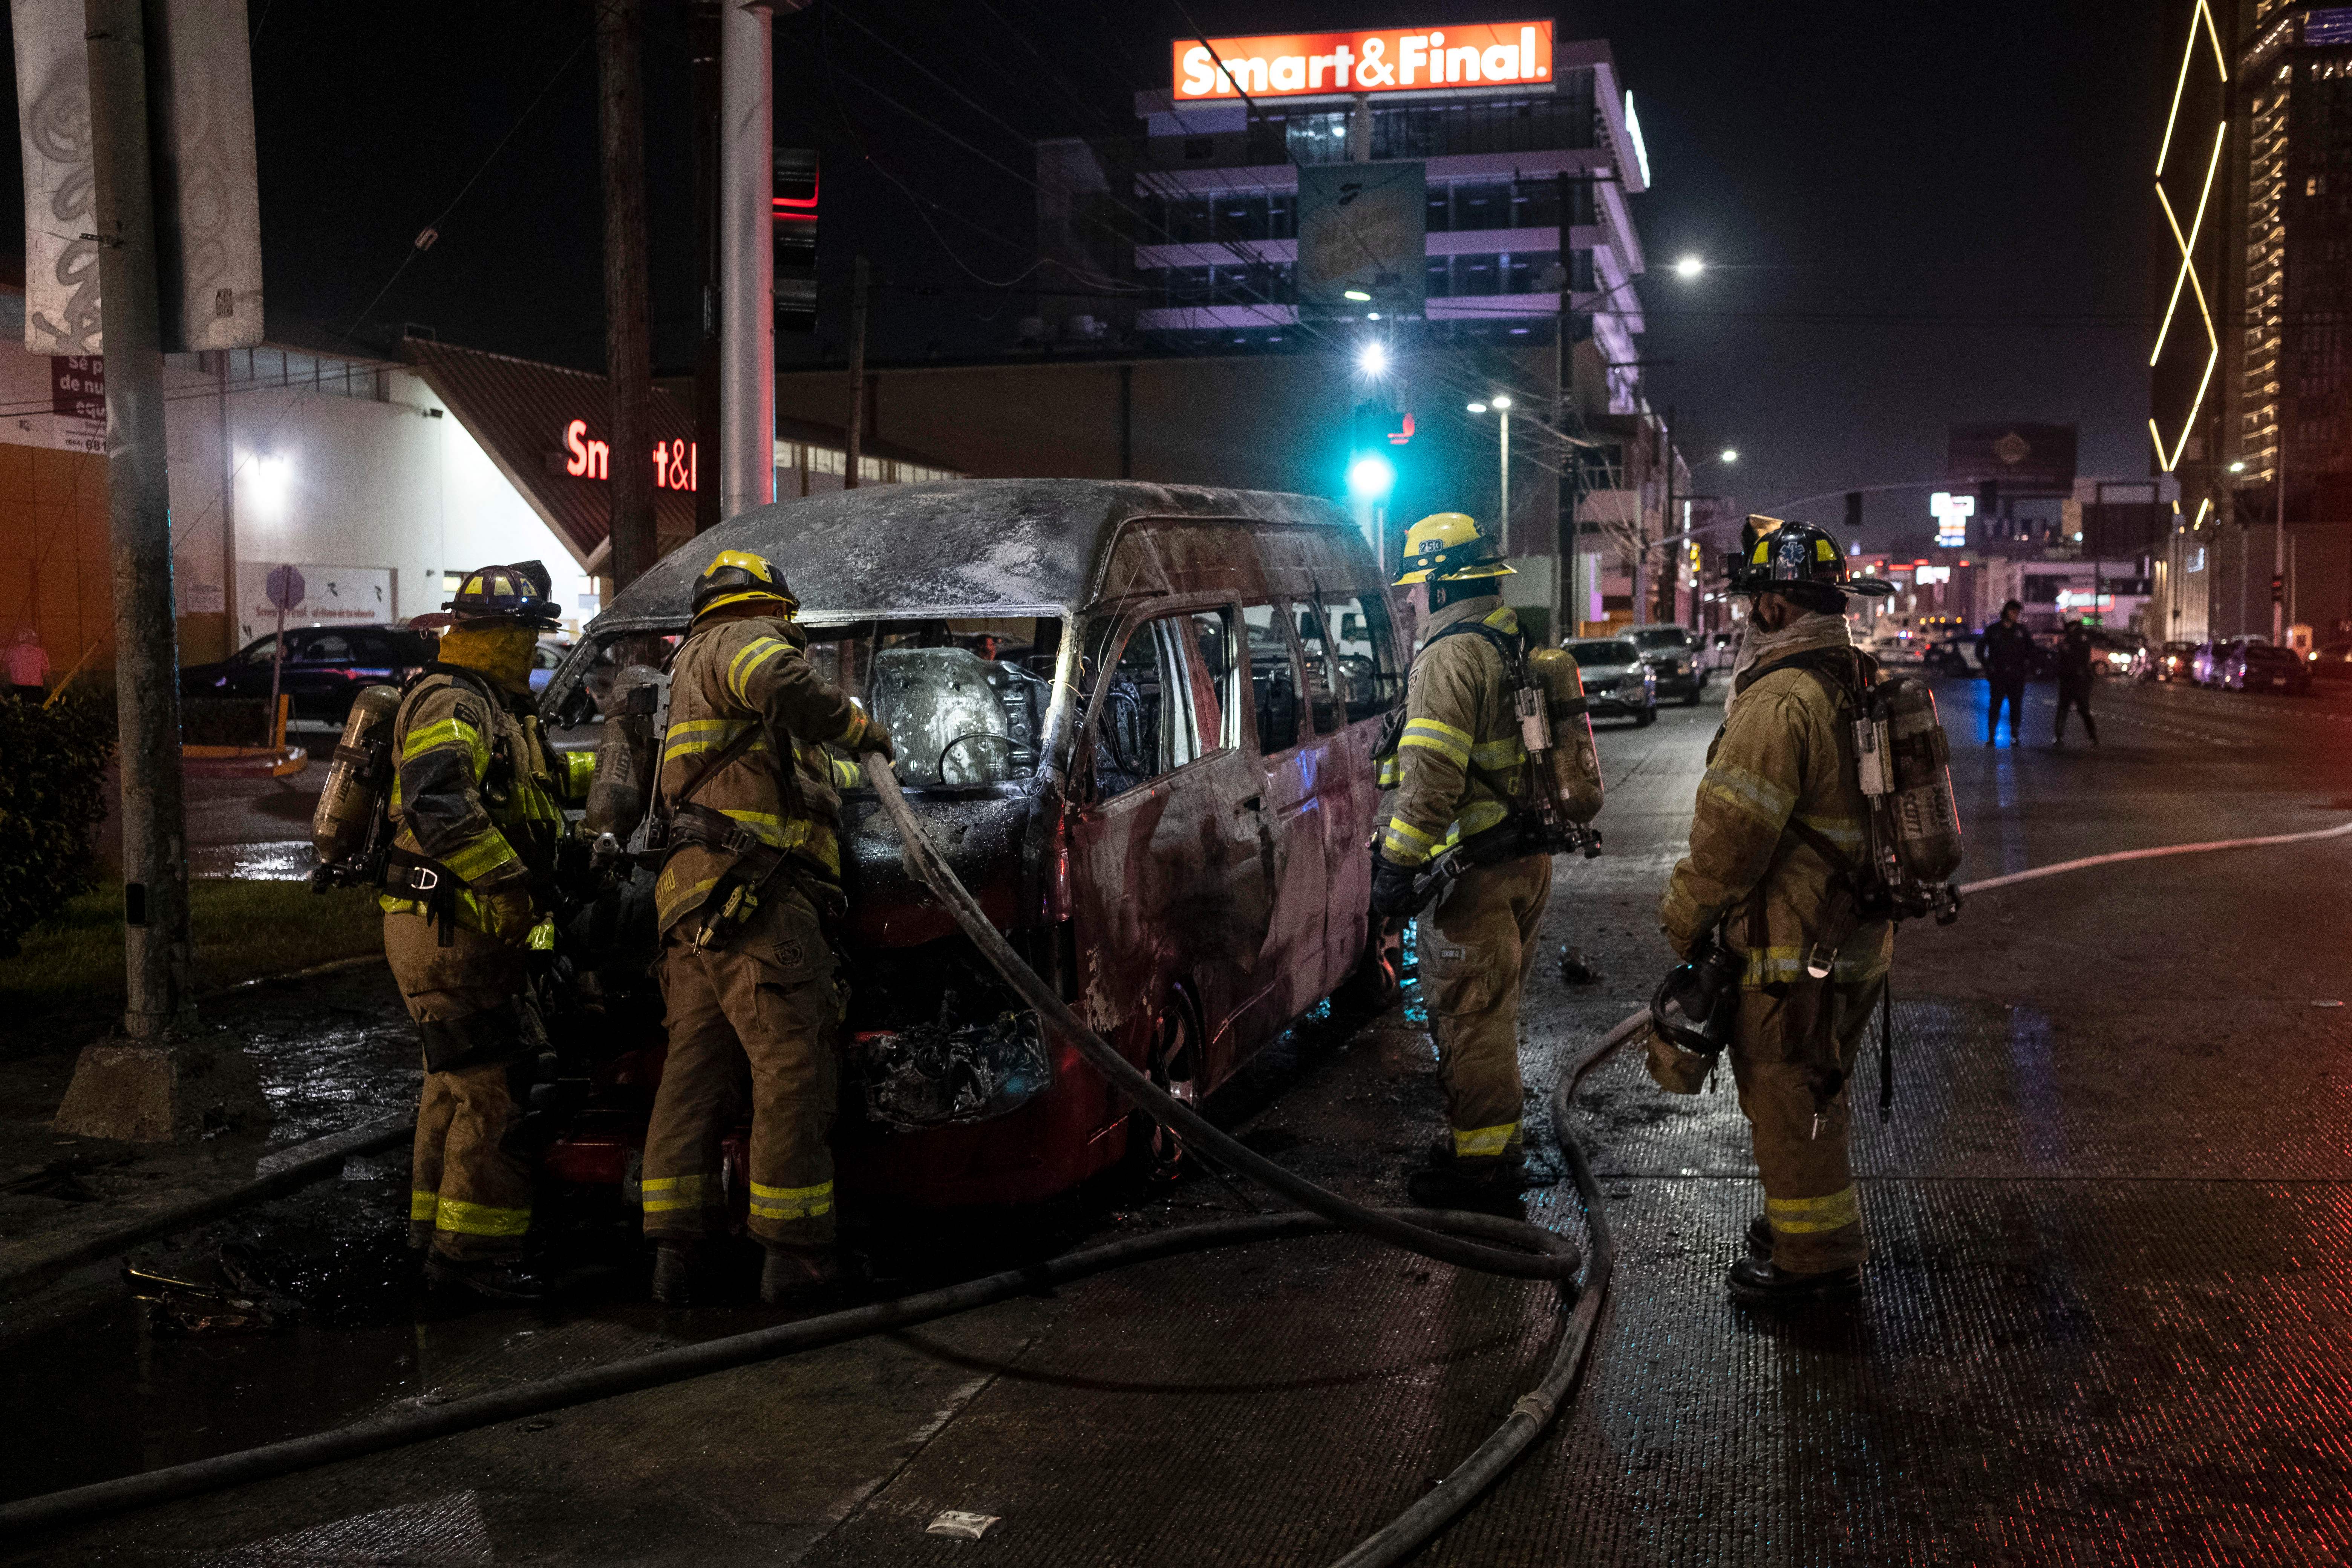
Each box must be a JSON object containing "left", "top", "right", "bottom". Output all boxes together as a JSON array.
[
  {"left": 598, "top": 0, "right": 657, "bottom": 589},
  {"left": 216, "top": 352, "right": 236, "bottom": 651},
  {"left": 689, "top": 0, "right": 721, "bottom": 534},
  {"left": 718, "top": 0, "right": 773, "bottom": 522},
  {"left": 2273, "top": 430, "right": 2287, "bottom": 645},
  {"left": 86, "top": 0, "right": 191, "bottom": 1038},
  {"left": 844, "top": 255, "right": 869, "bottom": 490},
  {"left": 1497, "top": 404, "right": 1509, "bottom": 557}
]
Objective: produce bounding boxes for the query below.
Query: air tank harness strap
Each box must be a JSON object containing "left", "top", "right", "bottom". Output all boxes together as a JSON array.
[
  {"left": 383, "top": 847, "right": 463, "bottom": 949},
  {"left": 666, "top": 802, "right": 846, "bottom": 951}
]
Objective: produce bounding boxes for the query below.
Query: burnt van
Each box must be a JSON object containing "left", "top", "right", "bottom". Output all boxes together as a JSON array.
[{"left": 538, "top": 479, "right": 1409, "bottom": 1207}]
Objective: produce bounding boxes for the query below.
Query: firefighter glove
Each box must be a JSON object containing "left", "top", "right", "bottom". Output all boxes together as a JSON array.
[
  {"left": 846, "top": 712, "right": 896, "bottom": 761},
  {"left": 1369, "top": 853, "right": 1421, "bottom": 919}
]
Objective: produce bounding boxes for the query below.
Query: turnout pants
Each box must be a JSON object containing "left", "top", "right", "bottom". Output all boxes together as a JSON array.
[
  {"left": 2055, "top": 680, "right": 2096, "bottom": 742},
  {"left": 643, "top": 883, "right": 844, "bottom": 1249},
  {"left": 1727, "top": 973, "right": 1883, "bottom": 1275},
  {"left": 1419, "top": 853, "right": 1553, "bottom": 1167},
  {"left": 1986, "top": 677, "right": 2026, "bottom": 742},
  {"left": 384, "top": 912, "right": 537, "bottom": 1260}
]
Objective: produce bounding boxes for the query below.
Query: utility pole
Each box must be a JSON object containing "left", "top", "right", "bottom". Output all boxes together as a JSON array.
[
  {"left": 844, "top": 255, "right": 869, "bottom": 490},
  {"left": 1656, "top": 405, "right": 1675, "bottom": 623},
  {"left": 598, "top": 0, "right": 657, "bottom": 588},
  {"left": 718, "top": 0, "right": 774, "bottom": 522},
  {"left": 689, "top": 0, "right": 722, "bottom": 534},
  {"left": 1495, "top": 393, "right": 1511, "bottom": 555},
  {"left": 87, "top": 0, "right": 191, "bottom": 1038}
]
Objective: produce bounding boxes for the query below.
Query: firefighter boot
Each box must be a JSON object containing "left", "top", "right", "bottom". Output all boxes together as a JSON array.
[
  {"left": 649, "top": 1243, "right": 699, "bottom": 1308},
  {"left": 1726, "top": 1254, "right": 1863, "bottom": 1306},
  {"left": 1406, "top": 1140, "right": 1529, "bottom": 1217},
  {"left": 423, "top": 1253, "right": 551, "bottom": 1303},
  {"left": 760, "top": 1244, "right": 860, "bottom": 1309},
  {"left": 1746, "top": 1215, "right": 1775, "bottom": 1259}
]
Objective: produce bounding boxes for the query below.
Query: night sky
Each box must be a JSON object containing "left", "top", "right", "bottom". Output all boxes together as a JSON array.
[{"left": 3, "top": 2, "right": 2164, "bottom": 551}]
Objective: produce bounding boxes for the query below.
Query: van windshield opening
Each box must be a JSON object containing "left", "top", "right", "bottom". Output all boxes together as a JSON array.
[{"left": 800, "top": 617, "right": 1062, "bottom": 789}]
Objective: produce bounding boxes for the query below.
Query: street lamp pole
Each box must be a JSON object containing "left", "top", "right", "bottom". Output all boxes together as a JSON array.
[{"left": 1495, "top": 394, "right": 1512, "bottom": 556}]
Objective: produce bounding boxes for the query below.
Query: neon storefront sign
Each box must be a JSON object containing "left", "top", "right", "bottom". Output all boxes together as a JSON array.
[
  {"left": 564, "top": 419, "right": 697, "bottom": 492},
  {"left": 1172, "top": 21, "right": 1553, "bottom": 101}
]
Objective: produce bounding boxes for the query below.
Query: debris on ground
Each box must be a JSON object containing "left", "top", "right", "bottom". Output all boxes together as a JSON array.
[
  {"left": 926, "top": 1511, "right": 1001, "bottom": 1540},
  {"left": 1557, "top": 946, "right": 1601, "bottom": 985}
]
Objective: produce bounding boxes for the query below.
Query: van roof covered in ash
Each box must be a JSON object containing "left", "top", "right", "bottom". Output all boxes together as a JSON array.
[{"left": 588, "top": 478, "right": 1358, "bottom": 632}]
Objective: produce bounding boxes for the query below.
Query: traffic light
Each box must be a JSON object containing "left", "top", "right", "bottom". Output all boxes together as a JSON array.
[
  {"left": 1843, "top": 491, "right": 1862, "bottom": 530},
  {"left": 2272, "top": 573, "right": 2286, "bottom": 604},
  {"left": 772, "top": 147, "right": 818, "bottom": 334},
  {"left": 1354, "top": 401, "right": 1412, "bottom": 448}
]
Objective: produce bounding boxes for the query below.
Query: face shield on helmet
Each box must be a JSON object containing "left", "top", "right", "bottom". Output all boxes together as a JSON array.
[
  {"left": 444, "top": 560, "right": 562, "bottom": 630},
  {"left": 1393, "top": 511, "right": 1517, "bottom": 586}
]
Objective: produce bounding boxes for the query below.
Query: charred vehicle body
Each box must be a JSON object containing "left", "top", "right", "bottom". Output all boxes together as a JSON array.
[{"left": 536, "top": 480, "right": 1409, "bottom": 1209}]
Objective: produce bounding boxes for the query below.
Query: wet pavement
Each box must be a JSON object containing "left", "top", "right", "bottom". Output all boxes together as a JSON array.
[{"left": 9, "top": 673, "right": 2352, "bottom": 1563}]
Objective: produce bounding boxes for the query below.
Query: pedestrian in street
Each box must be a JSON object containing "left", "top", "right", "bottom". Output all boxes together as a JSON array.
[
  {"left": 6, "top": 627, "right": 51, "bottom": 699},
  {"left": 383, "top": 562, "right": 587, "bottom": 1302},
  {"left": 641, "top": 549, "right": 895, "bottom": 1308},
  {"left": 1367, "top": 511, "right": 1551, "bottom": 1215},
  {"left": 2053, "top": 620, "right": 2098, "bottom": 745},
  {"left": 1660, "top": 517, "right": 1895, "bottom": 1304},
  {"left": 1975, "top": 599, "right": 2034, "bottom": 746}
]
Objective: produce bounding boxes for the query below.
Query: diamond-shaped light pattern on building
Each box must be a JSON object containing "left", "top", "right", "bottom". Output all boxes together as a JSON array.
[{"left": 2148, "top": 0, "right": 2230, "bottom": 473}]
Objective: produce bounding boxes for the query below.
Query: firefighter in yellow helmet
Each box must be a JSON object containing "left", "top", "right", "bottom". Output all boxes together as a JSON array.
[
  {"left": 641, "top": 548, "right": 895, "bottom": 1307},
  {"left": 1657, "top": 517, "right": 1895, "bottom": 1305},
  {"left": 1370, "top": 512, "right": 1551, "bottom": 1214},
  {"left": 385, "top": 562, "right": 595, "bottom": 1302}
]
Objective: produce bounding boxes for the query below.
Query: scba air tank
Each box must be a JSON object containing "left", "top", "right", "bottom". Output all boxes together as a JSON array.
[
  {"left": 312, "top": 684, "right": 403, "bottom": 867},
  {"left": 1857, "top": 674, "right": 1963, "bottom": 898},
  {"left": 1525, "top": 647, "right": 1605, "bottom": 824},
  {"left": 582, "top": 666, "right": 666, "bottom": 841}
]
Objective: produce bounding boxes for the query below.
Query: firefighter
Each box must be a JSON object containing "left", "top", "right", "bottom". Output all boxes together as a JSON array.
[
  {"left": 643, "top": 549, "right": 894, "bottom": 1307},
  {"left": 1660, "top": 518, "right": 1892, "bottom": 1305},
  {"left": 1369, "top": 512, "right": 1551, "bottom": 1214},
  {"left": 384, "top": 562, "right": 591, "bottom": 1301}
]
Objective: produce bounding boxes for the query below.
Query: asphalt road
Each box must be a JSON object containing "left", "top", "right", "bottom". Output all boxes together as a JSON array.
[{"left": 10, "top": 671, "right": 2352, "bottom": 1565}]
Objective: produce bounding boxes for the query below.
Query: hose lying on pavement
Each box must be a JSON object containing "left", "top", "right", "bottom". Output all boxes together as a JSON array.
[{"left": 0, "top": 758, "right": 1623, "bottom": 1568}]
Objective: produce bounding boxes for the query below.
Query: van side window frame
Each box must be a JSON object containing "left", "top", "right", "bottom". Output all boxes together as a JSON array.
[
  {"left": 1077, "top": 601, "right": 1230, "bottom": 804},
  {"left": 1240, "top": 599, "right": 1309, "bottom": 755}
]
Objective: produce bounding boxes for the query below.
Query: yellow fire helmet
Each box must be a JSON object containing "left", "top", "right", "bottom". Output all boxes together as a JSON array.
[
  {"left": 1392, "top": 511, "right": 1516, "bottom": 586},
  {"left": 692, "top": 548, "right": 799, "bottom": 619}
]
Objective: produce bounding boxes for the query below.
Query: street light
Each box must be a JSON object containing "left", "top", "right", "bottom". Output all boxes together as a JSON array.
[
  {"left": 1468, "top": 395, "right": 1518, "bottom": 555},
  {"left": 1357, "top": 341, "right": 1388, "bottom": 377},
  {"left": 2228, "top": 459, "right": 2246, "bottom": 472},
  {"left": 1720, "top": 449, "right": 1738, "bottom": 464},
  {"left": 1674, "top": 256, "right": 1704, "bottom": 279}
]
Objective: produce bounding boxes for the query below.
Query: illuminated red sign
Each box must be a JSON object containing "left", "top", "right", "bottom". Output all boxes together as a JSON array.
[
  {"left": 564, "top": 419, "right": 697, "bottom": 492},
  {"left": 1172, "top": 21, "right": 1552, "bottom": 102}
]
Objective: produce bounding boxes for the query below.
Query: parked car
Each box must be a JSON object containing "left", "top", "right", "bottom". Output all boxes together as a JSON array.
[
  {"left": 536, "top": 479, "right": 1413, "bottom": 1209},
  {"left": 1625, "top": 623, "right": 1705, "bottom": 704},
  {"left": 529, "top": 635, "right": 573, "bottom": 695},
  {"left": 2145, "top": 641, "right": 2198, "bottom": 682},
  {"left": 1560, "top": 636, "right": 1658, "bottom": 726},
  {"left": 1696, "top": 630, "right": 1739, "bottom": 676},
  {"left": 2308, "top": 642, "right": 2352, "bottom": 681},
  {"left": 2224, "top": 639, "right": 2312, "bottom": 695},
  {"left": 179, "top": 623, "right": 435, "bottom": 724},
  {"left": 1922, "top": 635, "right": 1981, "bottom": 677}
]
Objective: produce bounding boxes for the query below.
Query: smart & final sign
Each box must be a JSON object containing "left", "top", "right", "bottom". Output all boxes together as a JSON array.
[{"left": 1173, "top": 21, "right": 1553, "bottom": 102}]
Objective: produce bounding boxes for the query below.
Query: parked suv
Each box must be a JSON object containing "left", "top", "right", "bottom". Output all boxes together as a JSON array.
[
  {"left": 2225, "top": 640, "right": 2311, "bottom": 694},
  {"left": 179, "top": 624, "right": 435, "bottom": 724},
  {"left": 1561, "top": 636, "right": 1658, "bottom": 726},
  {"left": 1625, "top": 623, "right": 1705, "bottom": 705}
]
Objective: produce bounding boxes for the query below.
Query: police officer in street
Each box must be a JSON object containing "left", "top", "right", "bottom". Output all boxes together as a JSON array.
[
  {"left": 1976, "top": 599, "right": 2035, "bottom": 747},
  {"left": 1660, "top": 518, "right": 1893, "bottom": 1304},
  {"left": 384, "top": 562, "right": 593, "bottom": 1301},
  {"left": 642, "top": 550, "right": 894, "bottom": 1307},
  {"left": 1369, "top": 513, "right": 1551, "bottom": 1214}
]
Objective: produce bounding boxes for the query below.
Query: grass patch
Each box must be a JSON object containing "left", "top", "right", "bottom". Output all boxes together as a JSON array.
[{"left": 0, "top": 879, "right": 384, "bottom": 1051}]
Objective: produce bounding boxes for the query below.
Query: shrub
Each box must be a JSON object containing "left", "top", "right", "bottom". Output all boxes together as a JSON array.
[
  {"left": 0, "top": 694, "right": 116, "bottom": 959},
  {"left": 181, "top": 696, "right": 272, "bottom": 746}
]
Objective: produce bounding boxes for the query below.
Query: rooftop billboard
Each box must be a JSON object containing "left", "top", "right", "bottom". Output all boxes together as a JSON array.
[{"left": 1172, "top": 21, "right": 1554, "bottom": 103}]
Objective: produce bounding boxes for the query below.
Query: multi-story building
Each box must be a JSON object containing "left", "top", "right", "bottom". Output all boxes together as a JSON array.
[
  {"left": 1007, "top": 21, "right": 1680, "bottom": 638},
  {"left": 2151, "top": 0, "right": 2352, "bottom": 642}
]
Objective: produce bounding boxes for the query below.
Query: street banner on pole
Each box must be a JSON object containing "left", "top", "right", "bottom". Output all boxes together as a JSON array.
[
  {"left": 1296, "top": 161, "right": 1425, "bottom": 322},
  {"left": 11, "top": 0, "right": 263, "bottom": 354}
]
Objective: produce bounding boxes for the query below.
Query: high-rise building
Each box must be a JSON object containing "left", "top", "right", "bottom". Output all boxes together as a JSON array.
[{"left": 2152, "top": 0, "right": 2352, "bottom": 641}]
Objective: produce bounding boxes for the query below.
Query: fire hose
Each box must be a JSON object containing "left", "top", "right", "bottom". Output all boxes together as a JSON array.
[
  {"left": 0, "top": 758, "right": 1622, "bottom": 1566},
  {"left": 8, "top": 788, "right": 2345, "bottom": 1550}
]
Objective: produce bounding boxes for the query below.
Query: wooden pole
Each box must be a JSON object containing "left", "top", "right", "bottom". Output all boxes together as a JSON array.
[
  {"left": 597, "top": 0, "right": 657, "bottom": 588},
  {"left": 844, "top": 255, "right": 870, "bottom": 489}
]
